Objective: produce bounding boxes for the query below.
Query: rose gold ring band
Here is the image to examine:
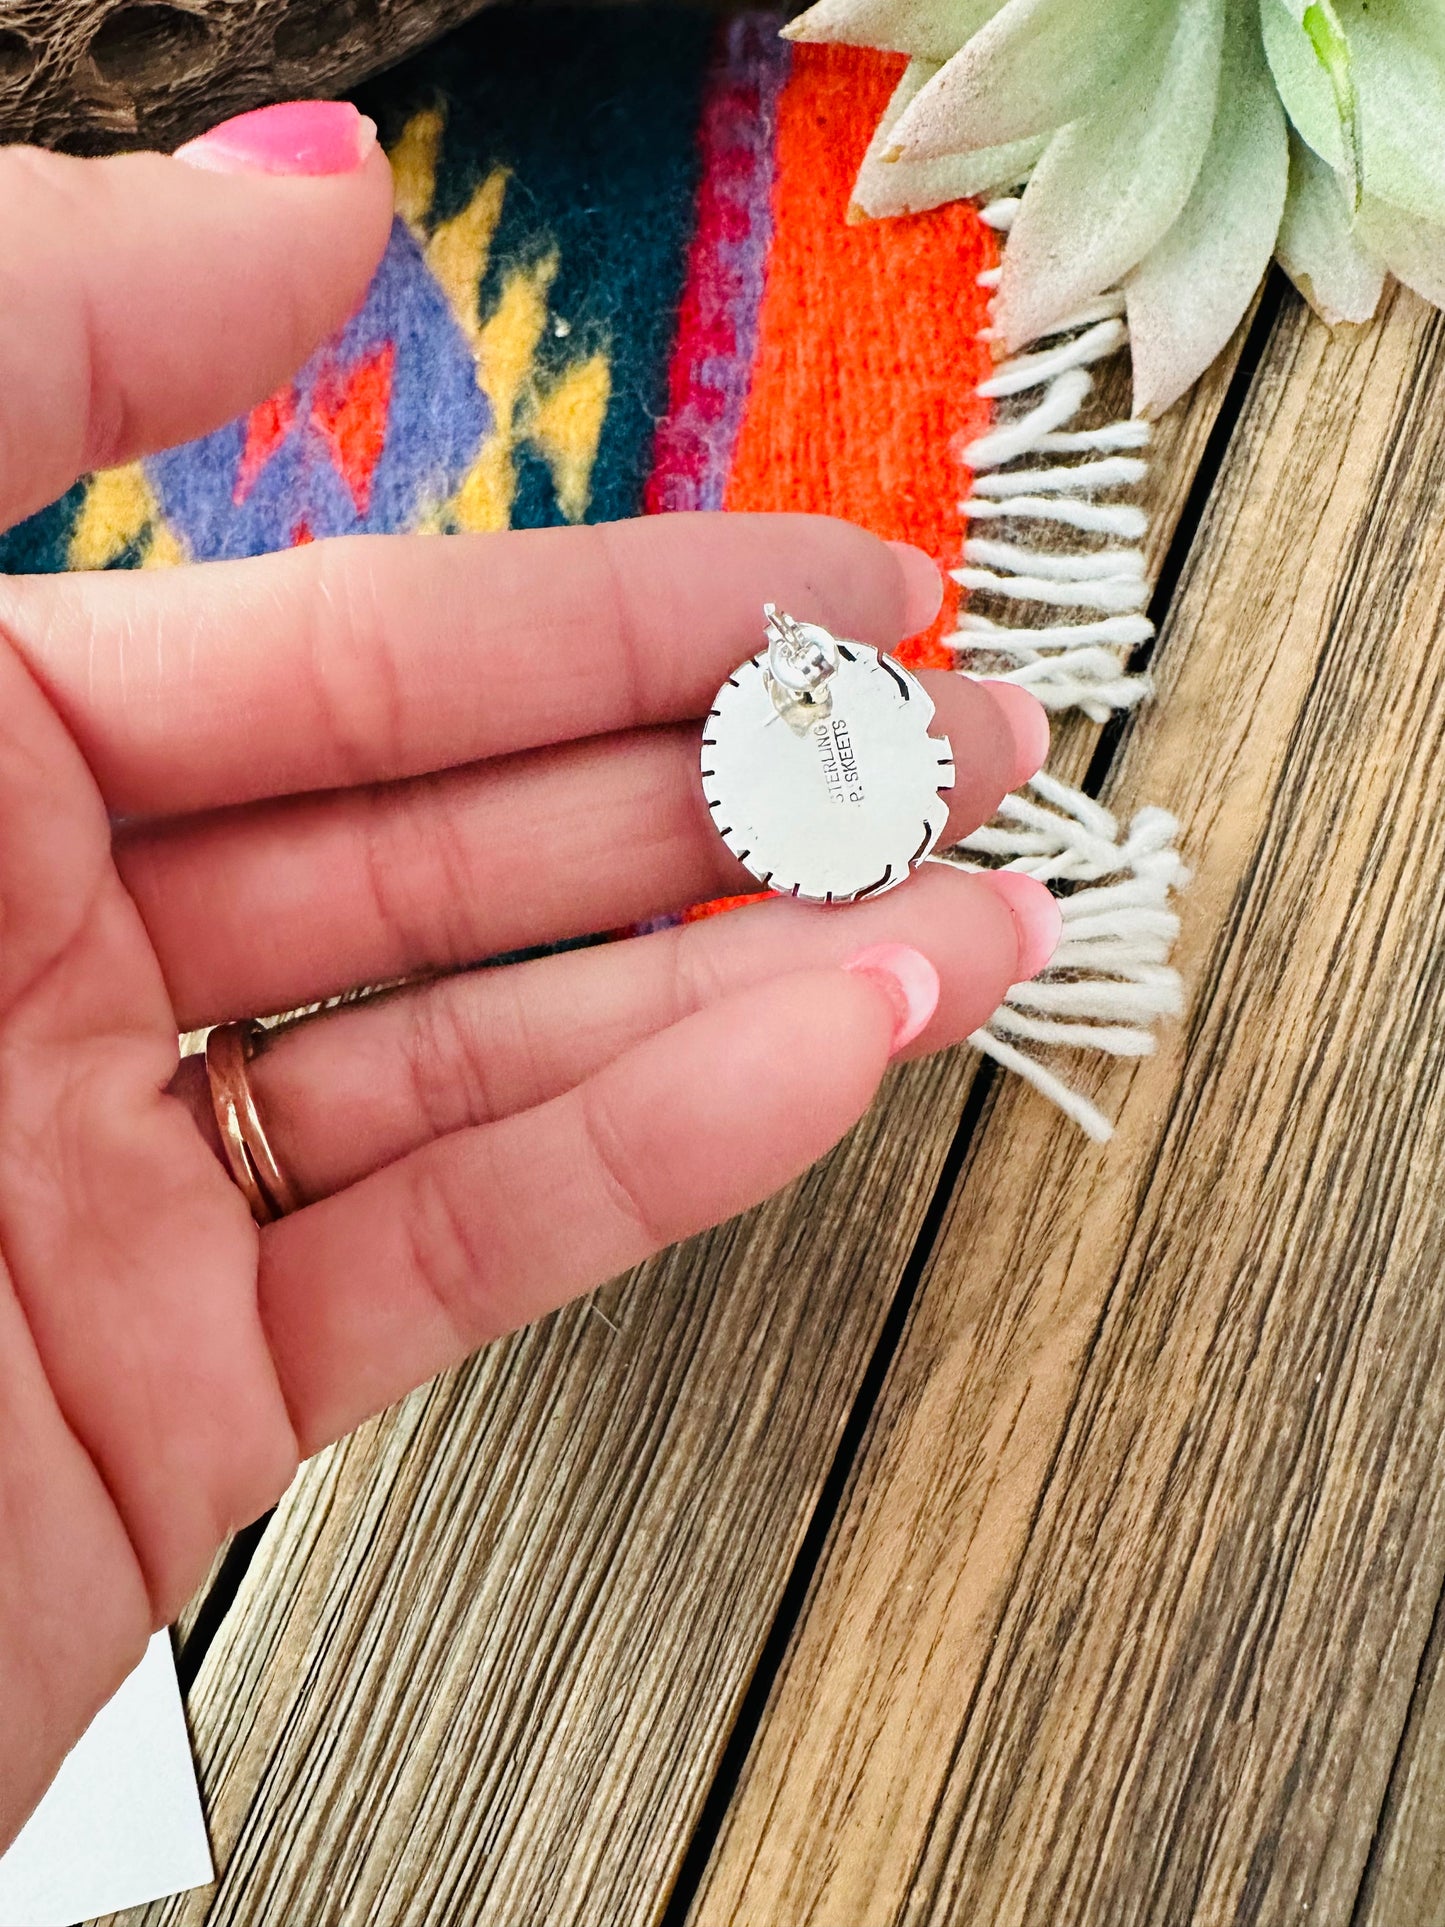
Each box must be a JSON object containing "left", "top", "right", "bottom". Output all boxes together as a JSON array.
[{"left": 204, "top": 1021, "right": 302, "bottom": 1226}]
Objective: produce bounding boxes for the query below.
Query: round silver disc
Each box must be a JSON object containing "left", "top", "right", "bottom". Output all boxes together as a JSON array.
[{"left": 700, "top": 643, "right": 955, "bottom": 903}]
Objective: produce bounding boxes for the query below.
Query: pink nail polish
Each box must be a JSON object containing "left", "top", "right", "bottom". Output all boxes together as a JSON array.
[
  {"left": 174, "top": 101, "right": 377, "bottom": 178},
  {"left": 886, "top": 540, "right": 944, "bottom": 633},
  {"left": 843, "top": 942, "right": 941, "bottom": 1052},
  {"left": 981, "top": 871, "right": 1063, "bottom": 981},
  {"left": 974, "top": 678, "right": 1051, "bottom": 782}
]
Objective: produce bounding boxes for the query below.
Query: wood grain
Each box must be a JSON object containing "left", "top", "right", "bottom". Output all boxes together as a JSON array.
[
  {"left": 173, "top": 1540, "right": 233, "bottom": 1649},
  {"left": 1355, "top": 1586, "right": 1445, "bottom": 1927},
  {"left": 0, "top": 0, "right": 500, "bottom": 154},
  {"left": 690, "top": 284, "right": 1445, "bottom": 1926},
  {"left": 104, "top": 334, "right": 1244, "bottom": 1925}
]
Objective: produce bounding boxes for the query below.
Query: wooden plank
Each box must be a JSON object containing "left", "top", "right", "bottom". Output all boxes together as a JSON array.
[
  {"left": 174, "top": 1543, "right": 232, "bottom": 1651},
  {"left": 1354, "top": 1584, "right": 1445, "bottom": 1923},
  {"left": 102, "top": 328, "right": 1243, "bottom": 1927},
  {"left": 689, "top": 283, "right": 1445, "bottom": 1926}
]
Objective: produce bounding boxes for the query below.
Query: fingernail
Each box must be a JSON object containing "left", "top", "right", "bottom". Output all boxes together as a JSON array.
[
  {"left": 175, "top": 101, "right": 377, "bottom": 177},
  {"left": 975, "top": 678, "right": 1050, "bottom": 783},
  {"left": 843, "top": 942, "right": 941, "bottom": 1053},
  {"left": 980, "top": 871, "right": 1062, "bottom": 981},
  {"left": 886, "top": 541, "right": 944, "bottom": 634}
]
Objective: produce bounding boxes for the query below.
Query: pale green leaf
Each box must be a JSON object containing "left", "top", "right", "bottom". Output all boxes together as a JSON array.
[
  {"left": 851, "top": 60, "right": 1047, "bottom": 217},
  {"left": 1126, "top": 1, "right": 1289, "bottom": 417},
  {"left": 1260, "top": 0, "right": 1351, "bottom": 171},
  {"left": 782, "top": 0, "right": 1006, "bottom": 65},
  {"left": 993, "top": 0, "right": 1224, "bottom": 349},
  {"left": 1276, "top": 133, "right": 1385, "bottom": 323},
  {"left": 1343, "top": 1, "right": 1445, "bottom": 225},
  {"left": 1301, "top": 1, "right": 1360, "bottom": 202},
  {"left": 1358, "top": 197, "right": 1445, "bottom": 308},
  {"left": 889, "top": 0, "right": 1171, "bottom": 163}
]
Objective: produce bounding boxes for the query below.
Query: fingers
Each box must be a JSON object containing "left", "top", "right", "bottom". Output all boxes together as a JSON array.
[
  {"left": 257, "top": 966, "right": 906, "bottom": 1450},
  {"left": 119, "top": 673, "right": 1046, "bottom": 1027},
  {"left": 0, "top": 110, "right": 392, "bottom": 531},
  {"left": 171, "top": 863, "right": 1040, "bottom": 1199},
  {"left": 2, "top": 516, "right": 938, "bottom": 817}
]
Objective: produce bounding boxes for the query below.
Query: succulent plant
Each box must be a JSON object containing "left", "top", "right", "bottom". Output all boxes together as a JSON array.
[{"left": 785, "top": 0, "right": 1445, "bottom": 416}]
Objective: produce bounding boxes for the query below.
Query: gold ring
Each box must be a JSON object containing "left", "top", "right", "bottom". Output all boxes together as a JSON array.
[{"left": 204, "top": 1021, "right": 302, "bottom": 1225}]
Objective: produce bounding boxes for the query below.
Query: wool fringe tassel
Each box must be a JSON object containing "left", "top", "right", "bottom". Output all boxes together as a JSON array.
[
  {"left": 958, "top": 196, "right": 1153, "bottom": 722},
  {"left": 952, "top": 197, "right": 1188, "bottom": 1142},
  {"left": 943, "top": 776, "right": 1188, "bottom": 1142}
]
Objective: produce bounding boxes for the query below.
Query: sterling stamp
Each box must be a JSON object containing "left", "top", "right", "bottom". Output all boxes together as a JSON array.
[{"left": 700, "top": 607, "right": 956, "bottom": 903}]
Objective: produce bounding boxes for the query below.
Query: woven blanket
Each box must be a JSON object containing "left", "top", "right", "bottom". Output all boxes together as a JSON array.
[
  {"left": 1, "top": 12, "right": 986, "bottom": 665},
  {"left": 0, "top": 8, "right": 1185, "bottom": 1138}
]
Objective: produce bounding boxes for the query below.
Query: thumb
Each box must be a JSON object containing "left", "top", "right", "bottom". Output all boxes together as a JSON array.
[{"left": 0, "top": 102, "right": 393, "bottom": 531}]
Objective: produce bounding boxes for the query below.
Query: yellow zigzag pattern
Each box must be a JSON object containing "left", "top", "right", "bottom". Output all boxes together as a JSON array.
[
  {"left": 68, "top": 106, "right": 609, "bottom": 569},
  {"left": 392, "top": 106, "right": 611, "bottom": 531},
  {"left": 69, "top": 462, "right": 185, "bottom": 570}
]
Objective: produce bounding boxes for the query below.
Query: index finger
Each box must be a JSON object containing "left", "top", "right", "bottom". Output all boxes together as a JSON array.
[
  {"left": 0, "top": 130, "right": 392, "bottom": 531},
  {"left": 0, "top": 514, "right": 941, "bottom": 816}
]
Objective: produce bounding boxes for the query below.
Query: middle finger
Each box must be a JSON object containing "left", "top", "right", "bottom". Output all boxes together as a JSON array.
[
  {"left": 119, "top": 673, "right": 1046, "bottom": 1028},
  {"left": 4, "top": 514, "right": 934, "bottom": 817}
]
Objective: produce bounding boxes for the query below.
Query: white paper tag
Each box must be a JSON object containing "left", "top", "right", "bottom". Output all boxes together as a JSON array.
[{"left": 0, "top": 1634, "right": 213, "bottom": 1927}]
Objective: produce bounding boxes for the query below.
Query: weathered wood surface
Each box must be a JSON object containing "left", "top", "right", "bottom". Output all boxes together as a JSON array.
[
  {"left": 692, "top": 282, "right": 1445, "bottom": 1925},
  {"left": 1355, "top": 852, "right": 1445, "bottom": 1927},
  {"left": 1357, "top": 1584, "right": 1445, "bottom": 1927},
  {"left": 0, "top": 0, "right": 496, "bottom": 154},
  {"left": 98, "top": 330, "right": 1244, "bottom": 1924}
]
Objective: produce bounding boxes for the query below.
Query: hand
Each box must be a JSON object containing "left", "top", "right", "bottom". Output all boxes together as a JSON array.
[{"left": 0, "top": 104, "right": 1054, "bottom": 1843}]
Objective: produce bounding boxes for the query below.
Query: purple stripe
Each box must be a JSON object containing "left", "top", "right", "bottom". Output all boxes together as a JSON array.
[{"left": 645, "top": 14, "right": 789, "bottom": 515}]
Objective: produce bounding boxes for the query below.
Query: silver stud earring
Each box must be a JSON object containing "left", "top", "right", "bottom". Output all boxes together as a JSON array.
[{"left": 700, "top": 606, "right": 955, "bottom": 903}]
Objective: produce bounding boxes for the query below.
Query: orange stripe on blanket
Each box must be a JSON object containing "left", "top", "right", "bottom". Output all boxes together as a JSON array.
[{"left": 724, "top": 44, "right": 995, "bottom": 670}]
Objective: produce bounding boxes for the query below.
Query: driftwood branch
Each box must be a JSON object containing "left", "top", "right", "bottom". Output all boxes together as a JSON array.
[{"left": 0, "top": 0, "right": 498, "bottom": 154}]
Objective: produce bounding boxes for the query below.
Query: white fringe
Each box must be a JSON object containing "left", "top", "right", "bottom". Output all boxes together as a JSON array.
[
  {"left": 947, "top": 197, "right": 1186, "bottom": 1142},
  {"left": 941, "top": 776, "right": 1189, "bottom": 1143},
  {"left": 957, "top": 199, "right": 1154, "bottom": 725}
]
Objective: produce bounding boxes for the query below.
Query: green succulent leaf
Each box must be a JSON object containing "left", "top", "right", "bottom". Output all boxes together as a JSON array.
[
  {"left": 1301, "top": 0, "right": 1347, "bottom": 68},
  {"left": 1300, "top": 1, "right": 1360, "bottom": 203},
  {"left": 1126, "top": 0, "right": 1288, "bottom": 418},
  {"left": 890, "top": 0, "right": 1172, "bottom": 163},
  {"left": 1276, "top": 133, "right": 1385, "bottom": 323},
  {"left": 1262, "top": 0, "right": 1445, "bottom": 224},
  {"left": 993, "top": 0, "right": 1224, "bottom": 349},
  {"left": 1259, "top": 0, "right": 1352, "bottom": 179},
  {"left": 786, "top": 0, "right": 1445, "bottom": 409},
  {"left": 851, "top": 59, "right": 1047, "bottom": 217},
  {"left": 783, "top": 0, "right": 1007, "bottom": 66},
  {"left": 1358, "top": 197, "right": 1445, "bottom": 309},
  {"left": 1345, "top": 4, "right": 1445, "bottom": 226}
]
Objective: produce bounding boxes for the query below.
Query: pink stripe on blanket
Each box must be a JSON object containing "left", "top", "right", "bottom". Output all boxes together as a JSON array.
[{"left": 645, "top": 14, "right": 789, "bottom": 514}]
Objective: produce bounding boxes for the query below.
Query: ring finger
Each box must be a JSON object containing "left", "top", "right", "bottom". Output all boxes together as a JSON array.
[{"left": 171, "top": 861, "right": 1053, "bottom": 1203}]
